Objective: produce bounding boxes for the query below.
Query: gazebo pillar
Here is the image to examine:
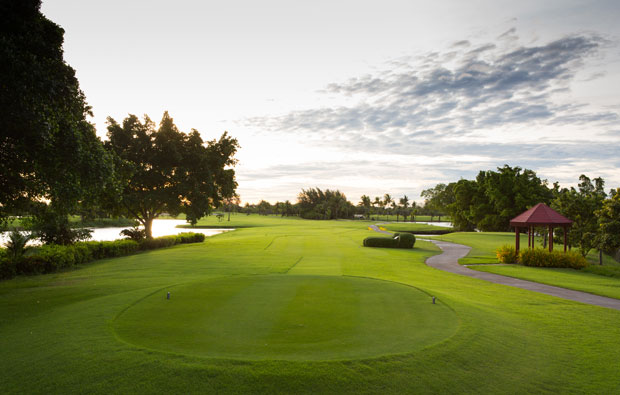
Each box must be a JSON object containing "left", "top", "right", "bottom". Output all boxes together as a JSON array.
[
  {"left": 515, "top": 227, "right": 520, "bottom": 252},
  {"left": 548, "top": 225, "right": 553, "bottom": 252}
]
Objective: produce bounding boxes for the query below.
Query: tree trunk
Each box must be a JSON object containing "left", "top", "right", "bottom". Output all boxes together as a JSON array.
[{"left": 144, "top": 217, "right": 154, "bottom": 239}]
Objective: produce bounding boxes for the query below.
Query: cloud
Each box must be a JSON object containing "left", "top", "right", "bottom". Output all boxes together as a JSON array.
[
  {"left": 238, "top": 29, "right": 620, "bottom": 201},
  {"left": 247, "top": 31, "right": 616, "bottom": 142}
]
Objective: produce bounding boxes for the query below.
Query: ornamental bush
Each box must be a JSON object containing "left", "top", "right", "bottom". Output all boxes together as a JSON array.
[
  {"left": 519, "top": 248, "right": 588, "bottom": 269},
  {"left": 496, "top": 245, "right": 518, "bottom": 263},
  {"left": 0, "top": 232, "right": 206, "bottom": 279},
  {"left": 363, "top": 233, "right": 415, "bottom": 249},
  {"left": 396, "top": 233, "right": 416, "bottom": 249}
]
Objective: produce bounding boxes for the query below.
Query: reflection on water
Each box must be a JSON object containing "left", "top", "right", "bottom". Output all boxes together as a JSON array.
[{"left": 0, "top": 219, "right": 230, "bottom": 246}]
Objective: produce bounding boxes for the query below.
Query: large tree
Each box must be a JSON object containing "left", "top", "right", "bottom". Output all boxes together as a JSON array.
[
  {"left": 1, "top": 0, "right": 113, "bottom": 226},
  {"left": 105, "top": 112, "right": 238, "bottom": 238},
  {"left": 597, "top": 188, "right": 620, "bottom": 259},
  {"left": 552, "top": 175, "right": 607, "bottom": 257}
]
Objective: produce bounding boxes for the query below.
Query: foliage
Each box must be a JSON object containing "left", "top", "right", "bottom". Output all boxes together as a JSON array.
[
  {"left": 120, "top": 227, "right": 146, "bottom": 241},
  {"left": 394, "top": 232, "right": 416, "bottom": 248},
  {"left": 496, "top": 245, "right": 518, "bottom": 263},
  {"left": 0, "top": 0, "right": 114, "bottom": 223},
  {"left": 431, "top": 165, "right": 553, "bottom": 231},
  {"left": 0, "top": 232, "right": 206, "bottom": 279},
  {"left": 519, "top": 248, "right": 588, "bottom": 269},
  {"left": 363, "top": 236, "right": 399, "bottom": 248},
  {"left": 104, "top": 112, "right": 238, "bottom": 237},
  {"left": 363, "top": 233, "right": 415, "bottom": 249},
  {"left": 297, "top": 188, "right": 354, "bottom": 219},
  {"left": 5, "top": 229, "right": 33, "bottom": 261},
  {"left": 597, "top": 188, "right": 620, "bottom": 256},
  {"left": 421, "top": 183, "right": 454, "bottom": 220},
  {"left": 552, "top": 175, "right": 607, "bottom": 257},
  {"left": 29, "top": 208, "right": 93, "bottom": 245}
]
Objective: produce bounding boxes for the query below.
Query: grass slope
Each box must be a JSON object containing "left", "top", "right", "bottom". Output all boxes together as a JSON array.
[{"left": 1, "top": 216, "right": 619, "bottom": 394}]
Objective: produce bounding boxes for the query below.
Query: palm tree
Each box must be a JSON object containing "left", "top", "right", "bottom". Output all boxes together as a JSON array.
[
  {"left": 359, "top": 195, "right": 371, "bottom": 219},
  {"left": 6, "top": 229, "right": 32, "bottom": 262},
  {"left": 373, "top": 196, "right": 382, "bottom": 220},
  {"left": 383, "top": 194, "right": 392, "bottom": 221},
  {"left": 399, "top": 195, "right": 409, "bottom": 221}
]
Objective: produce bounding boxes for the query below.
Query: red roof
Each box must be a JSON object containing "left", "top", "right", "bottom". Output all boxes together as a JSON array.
[{"left": 510, "top": 203, "right": 573, "bottom": 227}]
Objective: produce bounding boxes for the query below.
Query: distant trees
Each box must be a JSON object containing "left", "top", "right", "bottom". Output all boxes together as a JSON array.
[
  {"left": 427, "top": 165, "right": 553, "bottom": 231},
  {"left": 104, "top": 112, "right": 239, "bottom": 238},
  {"left": 358, "top": 195, "right": 372, "bottom": 219},
  {"left": 297, "top": 188, "right": 354, "bottom": 219}
]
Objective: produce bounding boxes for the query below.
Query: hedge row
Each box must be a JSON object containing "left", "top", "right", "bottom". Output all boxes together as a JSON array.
[
  {"left": 0, "top": 232, "right": 206, "bottom": 279},
  {"left": 496, "top": 245, "right": 588, "bottom": 269},
  {"left": 363, "top": 233, "right": 416, "bottom": 249}
]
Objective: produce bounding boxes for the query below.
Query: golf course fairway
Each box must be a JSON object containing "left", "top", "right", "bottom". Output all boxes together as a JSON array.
[
  {"left": 1, "top": 215, "right": 620, "bottom": 394},
  {"left": 114, "top": 275, "right": 457, "bottom": 360}
]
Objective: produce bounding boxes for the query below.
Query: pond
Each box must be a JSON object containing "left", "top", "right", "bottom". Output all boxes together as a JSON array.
[{"left": 0, "top": 219, "right": 231, "bottom": 247}]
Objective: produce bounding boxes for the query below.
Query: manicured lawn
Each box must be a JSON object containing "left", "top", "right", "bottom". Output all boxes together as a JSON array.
[
  {"left": 435, "top": 232, "right": 620, "bottom": 299},
  {"left": 471, "top": 264, "right": 620, "bottom": 300},
  {"left": 1, "top": 216, "right": 619, "bottom": 393}
]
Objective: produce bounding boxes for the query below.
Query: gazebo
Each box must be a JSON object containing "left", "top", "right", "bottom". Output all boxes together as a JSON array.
[{"left": 509, "top": 203, "right": 573, "bottom": 252}]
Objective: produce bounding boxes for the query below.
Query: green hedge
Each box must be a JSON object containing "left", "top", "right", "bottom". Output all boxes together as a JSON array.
[
  {"left": 520, "top": 248, "right": 589, "bottom": 269},
  {"left": 363, "top": 233, "right": 415, "bottom": 249},
  {"left": 0, "top": 232, "right": 207, "bottom": 279}
]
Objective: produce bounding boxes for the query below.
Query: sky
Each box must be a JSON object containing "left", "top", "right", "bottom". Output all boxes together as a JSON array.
[{"left": 41, "top": 0, "right": 620, "bottom": 204}]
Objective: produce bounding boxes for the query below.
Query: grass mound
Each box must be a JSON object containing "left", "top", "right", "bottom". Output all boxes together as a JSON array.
[{"left": 114, "top": 275, "right": 458, "bottom": 361}]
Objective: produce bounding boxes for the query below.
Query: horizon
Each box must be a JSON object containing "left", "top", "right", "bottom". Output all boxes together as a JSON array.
[{"left": 41, "top": 0, "right": 620, "bottom": 205}]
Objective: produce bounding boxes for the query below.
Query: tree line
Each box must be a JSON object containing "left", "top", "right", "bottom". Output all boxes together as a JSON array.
[
  {"left": 420, "top": 165, "right": 620, "bottom": 258},
  {"left": 1, "top": 1, "right": 238, "bottom": 243}
]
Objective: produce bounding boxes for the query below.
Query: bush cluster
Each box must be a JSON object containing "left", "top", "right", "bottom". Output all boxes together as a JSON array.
[
  {"left": 496, "top": 245, "right": 518, "bottom": 263},
  {"left": 0, "top": 232, "right": 207, "bottom": 279},
  {"left": 519, "top": 249, "right": 589, "bottom": 269},
  {"left": 363, "top": 233, "right": 416, "bottom": 249},
  {"left": 495, "top": 245, "right": 589, "bottom": 269}
]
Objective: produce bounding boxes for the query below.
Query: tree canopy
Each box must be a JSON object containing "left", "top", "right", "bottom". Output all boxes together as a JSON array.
[
  {"left": 0, "top": 0, "right": 113, "bottom": 223},
  {"left": 598, "top": 188, "right": 620, "bottom": 257},
  {"left": 297, "top": 188, "right": 354, "bottom": 220},
  {"left": 105, "top": 112, "right": 238, "bottom": 238},
  {"left": 424, "top": 165, "right": 552, "bottom": 231},
  {"left": 552, "top": 175, "right": 607, "bottom": 256}
]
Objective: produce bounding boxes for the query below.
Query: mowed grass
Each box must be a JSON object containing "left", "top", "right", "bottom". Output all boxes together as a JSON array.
[
  {"left": 0, "top": 216, "right": 619, "bottom": 393},
  {"left": 114, "top": 275, "right": 458, "bottom": 361},
  {"left": 436, "top": 232, "right": 620, "bottom": 300}
]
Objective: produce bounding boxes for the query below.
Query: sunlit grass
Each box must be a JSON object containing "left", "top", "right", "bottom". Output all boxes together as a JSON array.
[{"left": 0, "top": 215, "right": 619, "bottom": 393}]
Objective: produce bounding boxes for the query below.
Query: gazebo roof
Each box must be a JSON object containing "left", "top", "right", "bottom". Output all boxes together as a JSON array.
[{"left": 510, "top": 203, "right": 573, "bottom": 227}]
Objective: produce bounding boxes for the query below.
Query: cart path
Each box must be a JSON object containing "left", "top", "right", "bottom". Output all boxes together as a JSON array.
[{"left": 368, "top": 225, "right": 620, "bottom": 311}]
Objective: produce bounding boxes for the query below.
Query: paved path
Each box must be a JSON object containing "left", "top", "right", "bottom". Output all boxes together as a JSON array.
[
  {"left": 426, "top": 239, "right": 620, "bottom": 311},
  {"left": 368, "top": 225, "right": 620, "bottom": 311}
]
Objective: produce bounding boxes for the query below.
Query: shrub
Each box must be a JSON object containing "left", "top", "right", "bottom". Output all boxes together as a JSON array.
[
  {"left": 364, "top": 237, "right": 399, "bottom": 248},
  {"left": 396, "top": 233, "right": 416, "bottom": 249},
  {"left": 139, "top": 235, "right": 178, "bottom": 250},
  {"left": 2, "top": 232, "right": 204, "bottom": 279},
  {"left": 176, "top": 232, "right": 206, "bottom": 244},
  {"left": 496, "top": 245, "right": 518, "bottom": 263},
  {"left": 363, "top": 233, "right": 415, "bottom": 249},
  {"left": 519, "top": 248, "right": 588, "bottom": 269},
  {"left": 120, "top": 227, "right": 146, "bottom": 241}
]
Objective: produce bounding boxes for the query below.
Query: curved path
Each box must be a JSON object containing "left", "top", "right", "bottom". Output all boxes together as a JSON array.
[
  {"left": 369, "top": 225, "right": 620, "bottom": 311},
  {"left": 426, "top": 239, "right": 620, "bottom": 311}
]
